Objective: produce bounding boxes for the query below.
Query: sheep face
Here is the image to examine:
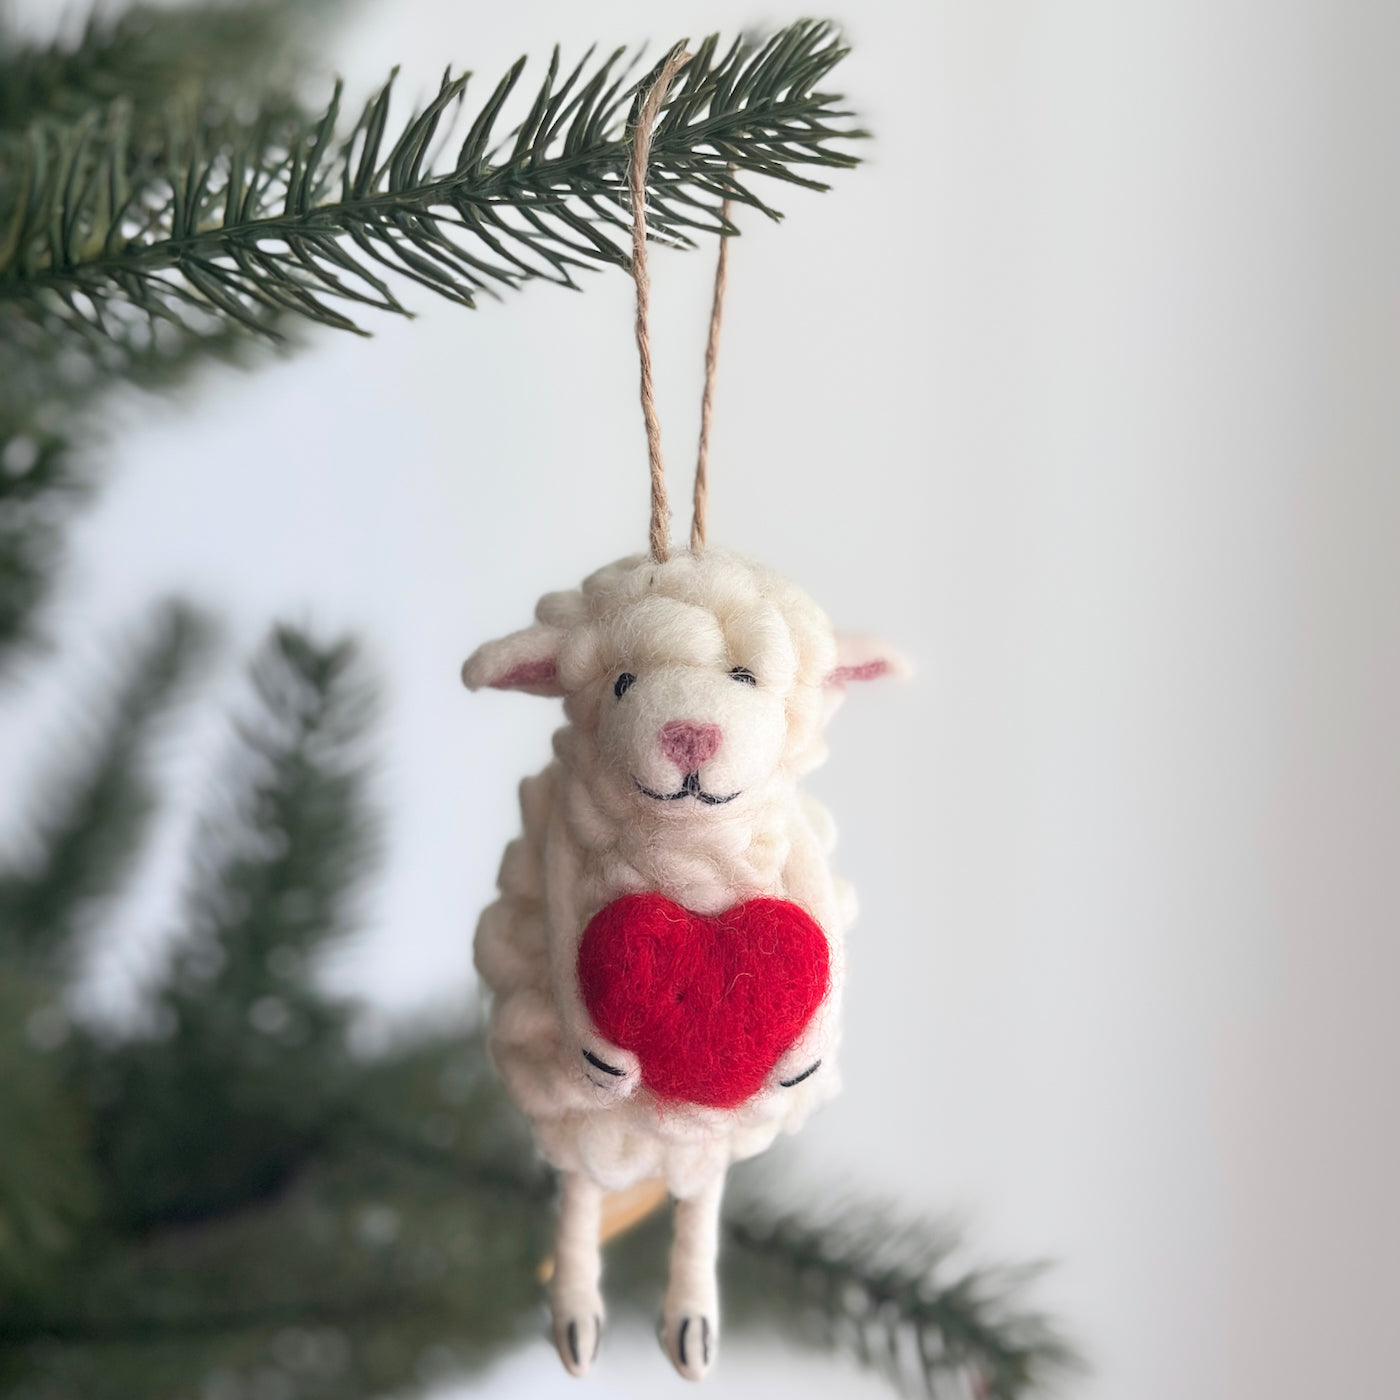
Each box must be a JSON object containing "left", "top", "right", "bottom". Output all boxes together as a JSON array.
[
  {"left": 595, "top": 642, "right": 792, "bottom": 813},
  {"left": 462, "top": 550, "right": 905, "bottom": 814}
]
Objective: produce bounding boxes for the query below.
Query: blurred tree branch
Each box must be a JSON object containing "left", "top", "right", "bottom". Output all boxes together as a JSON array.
[
  {"left": 0, "top": 599, "right": 213, "bottom": 968},
  {"left": 89, "top": 627, "right": 377, "bottom": 1230},
  {"left": 0, "top": 2, "right": 341, "bottom": 661},
  {"left": 0, "top": 2, "right": 349, "bottom": 136}
]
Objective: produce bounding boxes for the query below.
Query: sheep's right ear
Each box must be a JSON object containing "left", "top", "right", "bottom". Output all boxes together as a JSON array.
[
  {"left": 461, "top": 625, "right": 566, "bottom": 697},
  {"left": 825, "top": 634, "right": 913, "bottom": 688}
]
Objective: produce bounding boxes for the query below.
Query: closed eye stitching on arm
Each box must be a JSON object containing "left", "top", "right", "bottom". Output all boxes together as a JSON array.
[
  {"left": 779, "top": 1060, "right": 821, "bottom": 1088},
  {"left": 583, "top": 1049, "right": 625, "bottom": 1076}
]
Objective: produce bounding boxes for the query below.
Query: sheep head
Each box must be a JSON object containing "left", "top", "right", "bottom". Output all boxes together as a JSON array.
[{"left": 463, "top": 550, "right": 906, "bottom": 817}]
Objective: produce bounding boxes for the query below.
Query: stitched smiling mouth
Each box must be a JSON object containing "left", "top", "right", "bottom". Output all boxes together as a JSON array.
[{"left": 634, "top": 772, "right": 741, "bottom": 806}]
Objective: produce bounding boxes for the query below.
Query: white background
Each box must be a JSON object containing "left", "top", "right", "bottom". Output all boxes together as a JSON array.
[{"left": 2, "top": 2, "right": 1397, "bottom": 1398}]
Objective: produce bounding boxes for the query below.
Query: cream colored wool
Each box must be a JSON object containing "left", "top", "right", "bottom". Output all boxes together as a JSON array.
[{"left": 463, "top": 547, "right": 905, "bottom": 1380}]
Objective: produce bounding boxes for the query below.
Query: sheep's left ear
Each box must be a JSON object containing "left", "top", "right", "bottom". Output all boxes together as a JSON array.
[
  {"left": 462, "top": 624, "right": 567, "bottom": 697},
  {"left": 825, "top": 634, "right": 912, "bottom": 688}
]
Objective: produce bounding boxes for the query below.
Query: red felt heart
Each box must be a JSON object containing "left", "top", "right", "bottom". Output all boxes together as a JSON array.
[{"left": 577, "top": 893, "right": 830, "bottom": 1109}]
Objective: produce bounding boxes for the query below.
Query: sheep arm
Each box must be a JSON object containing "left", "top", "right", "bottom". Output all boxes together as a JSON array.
[
  {"left": 767, "top": 807, "right": 846, "bottom": 1089},
  {"left": 543, "top": 810, "right": 643, "bottom": 1100}
]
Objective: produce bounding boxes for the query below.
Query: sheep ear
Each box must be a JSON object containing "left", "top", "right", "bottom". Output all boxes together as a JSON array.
[
  {"left": 462, "top": 625, "right": 566, "bottom": 697},
  {"left": 826, "top": 633, "right": 912, "bottom": 687}
]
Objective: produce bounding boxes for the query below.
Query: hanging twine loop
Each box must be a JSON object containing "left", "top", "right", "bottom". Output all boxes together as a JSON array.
[
  {"left": 691, "top": 190, "right": 732, "bottom": 553},
  {"left": 630, "top": 54, "right": 735, "bottom": 560},
  {"left": 630, "top": 50, "right": 691, "bottom": 563}
]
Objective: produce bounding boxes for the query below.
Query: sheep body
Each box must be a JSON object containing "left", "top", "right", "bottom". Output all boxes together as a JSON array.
[{"left": 470, "top": 550, "right": 855, "bottom": 1198}]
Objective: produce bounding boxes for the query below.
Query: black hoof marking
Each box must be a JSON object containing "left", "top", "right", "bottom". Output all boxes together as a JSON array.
[
  {"left": 702, "top": 1316, "right": 711, "bottom": 1366},
  {"left": 678, "top": 1316, "right": 689, "bottom": 1368},
  {"left": 566, "top": 1319, "right": 580, "bottom": 1368},
  {"left": 583, "top": 1049, "right": 625, "bottom": 1077},
  {"left": 780, "top": 1059, "right": 821, "bottom": 1088}
]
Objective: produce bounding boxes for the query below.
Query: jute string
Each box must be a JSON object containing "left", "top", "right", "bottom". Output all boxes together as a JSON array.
[
  {"left": 630, "top": 51, "right": 689, "bottom": 563},
  {"left": 630, "top": 53, "right": 733, "bottom": 561},
  {"left": 691, "top": 193, "right": 731, "bottom": 553}
]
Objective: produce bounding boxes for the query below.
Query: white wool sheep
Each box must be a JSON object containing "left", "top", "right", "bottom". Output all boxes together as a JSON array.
[{"left": 462, "top": 547, "right": 903, "bottom": 1380}]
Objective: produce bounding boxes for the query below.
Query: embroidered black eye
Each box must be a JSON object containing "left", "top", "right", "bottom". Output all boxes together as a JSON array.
[
  {"left": 614, "top": 672, "right": 636, "bottom": 698},
  {"left": 729, "top": 667, "right": 757, "bottom": 686}
]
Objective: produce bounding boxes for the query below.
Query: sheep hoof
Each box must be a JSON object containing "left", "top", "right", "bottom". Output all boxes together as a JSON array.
[
  {"left": 662, "top": 1310, "right": 717, "bottom": 1381},
  {"left": 552, "top": 1307, "right": 603, "bottom": 1377}
]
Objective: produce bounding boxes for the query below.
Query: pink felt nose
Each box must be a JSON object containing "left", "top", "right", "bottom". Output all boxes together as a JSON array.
[{"left": 658, "top": 721, "right": 722, "bottom": 772}]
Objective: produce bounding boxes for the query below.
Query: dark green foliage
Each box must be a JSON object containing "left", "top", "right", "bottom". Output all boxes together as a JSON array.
[
  {"left": 0, "top": 2, "right": 342, "bottom": 136},
  {"left": 0, "top": 2, "right": 334, "bottom": 661},
  {"left": 0, "top": 599, "right": 213, "bottom": 967},
  {"left": 90, "top": 628, "right": 376, "bottom": 1229},
  {"left": 2, "top": 1033, "right": 554, "bottom": 1400},
  {"left": 0, "top": 311, "right": 292, "bottom": 663},
  {"left": 598, "top": 1183, "right": 1080, "bottom": 1400},
  {"left": 0, "top": 966, "right": 98, "bottom": 1302},
  {"left": 0, "top": 430, "right": 82, "bottom": 665},
  {"left": 0, "top": 621, "right": 550, "bottom": 1399},
  {"left": 723, "top": 1204, "right": 1083, "bottom": 1399},
  {"left": 0, "top": 599, "right": 214, "bottom": 1308},
  {"left": 0, "top": 22, "right": 862, "bottom": 346}
]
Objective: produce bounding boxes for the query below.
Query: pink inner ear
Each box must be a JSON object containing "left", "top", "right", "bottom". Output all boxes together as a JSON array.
[
  {"left": 495, "top": 659, "right": 557, "bottom": 689},
  {"left": 828, "top": 658, "right": 890, "bottom": 685}
]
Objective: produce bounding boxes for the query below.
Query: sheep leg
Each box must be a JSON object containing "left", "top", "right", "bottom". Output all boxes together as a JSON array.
[
  {"left": 549, "top": 1172, "right": 605, "bottom": 1376},
  {"left": 661, "top": 1173, "right": 725, "bottom": 1381}
]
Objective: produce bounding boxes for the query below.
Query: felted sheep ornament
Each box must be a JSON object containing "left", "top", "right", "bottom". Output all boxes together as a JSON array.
[
  {"left": 461, "top": 51, "right": 906, "bottom": 1382},
  {"left": 463, "top": 551, "right": 905, "bottom": 1379}
]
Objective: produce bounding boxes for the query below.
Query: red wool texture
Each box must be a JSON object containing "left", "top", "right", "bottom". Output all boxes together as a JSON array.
[{"left": 577, "top": 893, "right": 830, "bottom": 1110}]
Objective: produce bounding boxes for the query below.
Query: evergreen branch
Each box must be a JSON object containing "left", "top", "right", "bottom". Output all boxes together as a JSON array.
[
  {"left": 331, "top": 1027, "right": 553, "bottom": 1201},
  {"left": 0, "top": 966, "right": 100, "bottom": 1299},
  {"left": 0, "top": 1145, "right": 550, "bottom": 1398},
  {"left": 0, "top": 1, "right": 345, "bottom": 136},
  {"left": 0, "top": 428, "right": 84, "bottom": 662},
  {"left": 0, "top": 0, "right": 346, "bottom": 661},
  {"left": 172, "top": 623, "right": 379, "bottom": 998},
  {"left": 2, "top": 1137, "right": 1078, "bottom": 1400},
  {"left": 0, "top": 319, "right": 290, "bottom": 664},
  {"left": 344, "top": 1117, "right": 551, "bottom": 1201},
  {"left": 0, "top": 21, "right": 862, "bottom": 345},
  {"left": 91, "top": 624, "right": 380, "bottom": 1230},
  {"left": 724, "top": 1203, "right": 1083, "bottom": 1399},
  {"left": 0, "top": 599, "right": 213, "bottom": 967}
]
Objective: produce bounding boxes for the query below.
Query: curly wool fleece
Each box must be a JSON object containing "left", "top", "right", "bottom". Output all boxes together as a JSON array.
[
  {"left": 464, "top": 547, "right": 904, "bottom": 1197},
  {"left": 464, "top": 548, "right": 905, "bottom": 1382}
]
